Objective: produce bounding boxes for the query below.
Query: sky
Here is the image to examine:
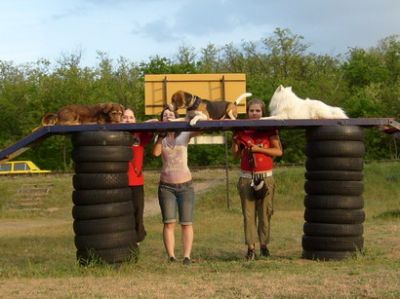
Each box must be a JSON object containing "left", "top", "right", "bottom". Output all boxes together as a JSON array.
[{"left": 0, "top": 0, "right": 399, "bottom": 67}]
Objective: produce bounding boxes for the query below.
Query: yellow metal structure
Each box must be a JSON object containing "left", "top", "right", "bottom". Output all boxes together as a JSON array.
[
  {"left": 144, "top": 73, "right": 247, "bottom": 115},
  {"left": 0, "top": 160, "right": 51, "bottom": 175}
]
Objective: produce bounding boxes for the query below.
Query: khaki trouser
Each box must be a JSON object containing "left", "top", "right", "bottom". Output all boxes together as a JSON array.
[{"left": 237, "top": 176, "right": 275, "bottom": 246}]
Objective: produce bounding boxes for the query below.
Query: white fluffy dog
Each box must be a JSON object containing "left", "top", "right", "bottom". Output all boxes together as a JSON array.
[{"left": 261, "top": 85, "right": 348, "bottom": 119}]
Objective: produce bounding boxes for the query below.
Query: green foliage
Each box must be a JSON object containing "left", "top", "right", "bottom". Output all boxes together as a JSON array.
[{"left": 0, "top": 29, "right": 399, "bottom": 169}]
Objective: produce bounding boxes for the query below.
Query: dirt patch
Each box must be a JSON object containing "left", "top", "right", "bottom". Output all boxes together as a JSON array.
[
  {"left": 0, "top": 178, "right": 225, "bottom": 233},
  {"left": 0, "top": 219, "right": 70, "bottom": 235}
]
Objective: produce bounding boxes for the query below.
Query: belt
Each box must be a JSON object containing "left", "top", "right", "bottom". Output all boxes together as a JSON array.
[
  {"left": 240, "top": 170, "right": 273, "bottom": 179},
  {"left": 160, "top": 180, "right": 193, "bottom": 188}
]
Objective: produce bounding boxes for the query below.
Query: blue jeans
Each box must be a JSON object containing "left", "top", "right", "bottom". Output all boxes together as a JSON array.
[{"left": 158, "top": 181, "right": 195, "bottom": 225}]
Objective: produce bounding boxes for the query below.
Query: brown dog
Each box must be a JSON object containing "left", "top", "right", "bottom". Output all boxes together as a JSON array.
[
  {"left": 41, "top": 103, "right": 125, "bottom": 126},
  {"left": 169, "top": 90, "right": 252, "bottom": 126}
]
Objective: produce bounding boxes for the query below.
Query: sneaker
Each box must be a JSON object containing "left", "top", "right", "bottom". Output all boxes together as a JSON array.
[
  {"left": 260, "top": 246, "right": 270, "bottom": 257},
  {"left": 246, "top": 249, "right": 256, "bottom": 261},
  {"left": 182, "top": 257, "right": 191, "bottom": 265},
  {"left": 169, "top": 256, "right": 177, "bottom": 262}
]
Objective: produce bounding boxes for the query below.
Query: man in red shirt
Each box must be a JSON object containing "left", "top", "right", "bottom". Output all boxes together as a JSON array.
[{"left": 123, "top": 108, "right": 154, "bottom": 243}]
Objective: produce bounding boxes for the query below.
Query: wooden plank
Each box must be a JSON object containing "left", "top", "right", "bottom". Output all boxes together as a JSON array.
[{"left": 144, "top": 73, "right": 247, "bottom": 115}]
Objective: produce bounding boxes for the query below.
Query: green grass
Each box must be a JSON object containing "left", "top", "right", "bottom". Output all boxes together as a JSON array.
[{"left": 0, "top": 162, "right": 400, "bottom": 298}]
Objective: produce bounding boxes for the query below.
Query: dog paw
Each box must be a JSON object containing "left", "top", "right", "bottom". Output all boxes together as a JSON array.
[{"left": 189, "top": 118, "right": 199, "bottom": 126}]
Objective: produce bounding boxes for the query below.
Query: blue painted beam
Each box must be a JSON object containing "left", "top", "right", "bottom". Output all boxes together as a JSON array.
[{"left": 0, "top": 118, "right": 398, "bottom": 162}]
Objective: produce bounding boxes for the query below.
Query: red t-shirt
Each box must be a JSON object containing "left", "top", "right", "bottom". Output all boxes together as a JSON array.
[
  {"left": 234, "top": 129, "right": 278, "bottom": 172},
  {"left": 127, "top": 132, "right": 153, "bottom": 186}
]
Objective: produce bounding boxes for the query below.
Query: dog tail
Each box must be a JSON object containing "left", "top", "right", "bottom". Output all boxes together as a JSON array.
[
  {"left": 234, "top": 92, "right": 252, "bottom": 105},
  {"left": 41, "top": 112, "right": 58, "bottom": 126}
]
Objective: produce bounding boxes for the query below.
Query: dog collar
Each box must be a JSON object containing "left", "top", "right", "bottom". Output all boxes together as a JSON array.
[{"left": 187, "top": 96, "right": 201, "bottom": 111}]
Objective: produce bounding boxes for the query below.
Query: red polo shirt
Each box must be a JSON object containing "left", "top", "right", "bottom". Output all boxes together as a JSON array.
[{"left": 234, "top": 129, "right": 278, "bottom": 172}]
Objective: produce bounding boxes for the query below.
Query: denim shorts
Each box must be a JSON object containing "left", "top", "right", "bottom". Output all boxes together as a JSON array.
[{"left": 158, "top": 181, "right": 195, "bottom": 225}]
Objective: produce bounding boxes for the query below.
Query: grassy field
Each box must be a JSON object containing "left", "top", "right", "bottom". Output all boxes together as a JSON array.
[{"left": 0, "top": 162, "right": 399, "bottom": 298}]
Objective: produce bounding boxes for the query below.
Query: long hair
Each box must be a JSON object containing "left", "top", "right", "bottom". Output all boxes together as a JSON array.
[
  {"left": 160, "top": 106, "right": 179, "bottom": 121},
  {"left": 159, "top": 106, "right": 180, "bottom": 138}
]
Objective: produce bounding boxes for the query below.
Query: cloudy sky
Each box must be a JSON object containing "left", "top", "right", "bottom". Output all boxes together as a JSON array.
[{"left": 0, "top": 0, "right": 399, "bottom": 66}]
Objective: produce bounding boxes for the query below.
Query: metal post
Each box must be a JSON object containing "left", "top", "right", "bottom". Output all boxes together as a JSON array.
[{"left": 224, "top": 131, "right": 230, "bottom": 209}]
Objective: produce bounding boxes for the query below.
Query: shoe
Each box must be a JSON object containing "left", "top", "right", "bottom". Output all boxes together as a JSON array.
[
  {"left": 169, "top": 256, "right": 177, "bottom": 262},
  {"left": 260, "top": 246, "right": 270, "bottom": 257},
  {"left": 182, "top": 257, "right": 191, "bottom": 265},
  {"left": 246, "top": 249, "right": 256, "bottom": 261}
]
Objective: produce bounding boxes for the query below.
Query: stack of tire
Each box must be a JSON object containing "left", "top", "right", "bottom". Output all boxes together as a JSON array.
[
  {"left": 71, "top": 131, "right": 137, "bottom": 265},
  {"left": 302, "top": 126, "right": 365, "bottom": 261}
]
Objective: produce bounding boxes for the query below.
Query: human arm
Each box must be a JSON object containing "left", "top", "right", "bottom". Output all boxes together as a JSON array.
[
  {"left": 248, "top": 134, "right": 283, "bottom": 157},
  {"left": 231, "top": 132, "right": 243, "bottom": 158},
  {"left": 152, "top": 135, "right": 163, "bottom": 157}
]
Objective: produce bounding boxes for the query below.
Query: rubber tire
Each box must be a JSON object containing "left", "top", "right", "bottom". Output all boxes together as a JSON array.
[
  {"left": 302, "top": 235, "right": 364, "bottom": 251},
  {"left": 73, "top": 173, "right": 128, "bottom": 190},
  {"left": 73, "top": 188, "right": 131, "bottom": 205},
  {"left": 304, "top": 195, "right": 364, "bottom": 209},
  {"left": 72, "top": 131, "right": 134, "bottom": 146},
  {"left": 306, "top": 126, "right": 364, "bottom": 141},
  {"left": 302, "top": 250, "right": 357, "bottom": 261},
  {"left": 306, "top": 141, "right": 365, "bottom": 158},
  {"left": 74, "top": 230, "right": 136, "bottom": 250},
  {"left": 306, "top": 157, "right": 364, "bottom": 171},
  {"left": 77, "top": 246, "right": 138, "bottom": 265},
  {"left": 305, "top": 171, "right": 363, "bottom": 181},
  {"left": 72, "top": 201, "right": 133, "bottom": 220},
  {"left": 303, "top": 223, "right": 363, "bottom": 236},
  {"left": 305, "top": 180, "right": 363, "bottom": 196},
  {"left": 72, "top": 146, "right": 132, "bottom": 162},
  {"left": 304, "top": 209, "right": 365, "bottom": 224},
  {"left": 73, "top": 215, "right": 134, "bottom": 235},
  {"left": 74, "top": 162, "right": 128, "bottom": 173}
]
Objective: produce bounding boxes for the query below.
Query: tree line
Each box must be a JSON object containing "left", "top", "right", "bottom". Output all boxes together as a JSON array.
[{"left": 0, "top": 28, "right": 399, "bottom": 170}]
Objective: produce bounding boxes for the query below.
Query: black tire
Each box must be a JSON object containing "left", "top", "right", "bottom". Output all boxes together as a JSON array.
[
  {"left": 303, "top": 223, "right": 363, "bottom": 236},
  {"left": 73, "top": 173, "right": 128, "bottom": 190},
  {"left": 302, "top": 250, "right": 358, "bottom": 261},
  {"left": 305, "top": 171, "right": 363, "bottom": 181},
  {"left": 305, "top": 180, "right": 363, "bottom": 196},
  {"left": 306, "top": 126, "right": 364, "bottom": 141},
  {"left": 302, "top": 235, "right": 364, "bottom": 251},
  {"left": 73, "top": 215, "right": 134, "bottom": 235},
  {"left": 72, "top": 131, "right": 134, "bottom": 146},
  {"left": 74, "top": 162, "right": 128, "bottom": 173},
  {"left": 77, "top": 246, "right": 138, "bottom": 265},
  {"left": 304, "top": 209, "right": 365, "bottom": 224},
  {"left": 73, "top": 188, "right": 131, "bottom": 205},
  {"left": 306, "top": 141, "right": 365, "bottom": 158},
  {"left": 72, "top": 146, "right": 132, "bottom": 162},
  {"left": 304, "top": 195, "right": 364, "bottom": 209},
  {"left": 306, "top": 157, "right": 364, "bottom": 171},
  {"left": 72, "top": 201, "right": 133, "bottom": 220},
  {"left": 74, "top": 230, "right": 136, "bottom": 250}
]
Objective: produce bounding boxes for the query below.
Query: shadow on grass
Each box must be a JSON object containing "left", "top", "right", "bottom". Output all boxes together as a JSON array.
[{"left": 374, "top": 209, "right": 400, "bottom": 219}]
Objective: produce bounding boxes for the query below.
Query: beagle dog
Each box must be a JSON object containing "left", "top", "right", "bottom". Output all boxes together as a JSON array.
[{"left": 169, "top": 90, "right": 252, "bottom": 126}]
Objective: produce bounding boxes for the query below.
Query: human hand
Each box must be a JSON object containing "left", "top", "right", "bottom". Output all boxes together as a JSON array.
[{"left": 144, "top": 118, "right": 159, "bottom": 123}]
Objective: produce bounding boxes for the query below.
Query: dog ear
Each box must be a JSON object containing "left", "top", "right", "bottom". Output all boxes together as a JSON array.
[
  {"left": 277, "top": 85, "right": 284, "bottom": 91},
  {"left": 101, "top": 103, "right": 113, "bottom": 113}
]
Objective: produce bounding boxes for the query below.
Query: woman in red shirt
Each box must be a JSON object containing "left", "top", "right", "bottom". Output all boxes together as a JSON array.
[
  {"left": 232, "top": 99, "right": 283, "bottom": 260},
  {"left": 123, "top": 108, "right": 154, "bottom": 243}
]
